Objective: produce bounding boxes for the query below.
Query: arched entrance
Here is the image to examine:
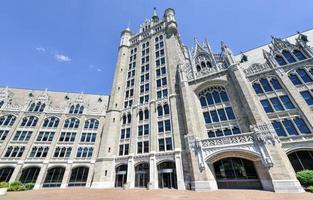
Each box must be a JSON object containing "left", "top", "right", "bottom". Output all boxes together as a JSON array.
[
  {"left": 213, "top": 157, "right": 261, "bottom": 189},
  {"left": 157, "top": 161, "right": 177, "bottom": 189},
  {"left": 19, "top": 167, "right": 40, "bottom": 184},
  {"left": 0, "top": 167, "right": 14, "bottom": 182},
  {"left": 288, "top": 150, "right": 313, "bottom": 172},
  {"left": 68, "top": 167, "right": 89, "bottom": 187},
  {"left": 135, "top": 163, "right": 149, "bottom": 188},
  {"left": 43, "top": 167, "right": 65, "bottom": 187},
  {"left": 115, "top": 164, "right": 127, "bottom": 187}
]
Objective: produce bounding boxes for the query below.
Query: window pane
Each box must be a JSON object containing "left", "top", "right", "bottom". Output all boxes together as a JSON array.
[
  {"left": 200, "top": 96, "right": 207, "bottom": 107},
  {"left": 212, "top": 91, "right": 221, "bottom": 104},
  {"left": 300, "top": 90, "right": 313, "bottom": 105},
  {"left": 206, "top": 93, "right": 214, "bottom": 105},
  {"left": 215, "top": 130, "right": 223, "bottom": 137},
  {"left": 253, "top": 83, "right": 264, "bottom": 94},
  {"left": 275, "top": 55, "right": 287, "bottom": 66},
  {"left": 272, "top": 121, "right": 287, "bottom": 137},
  {"left": 225, "top": 107, "right": 235, "bottom": 120},
  {"left": 217, "top": 109, "right": 227, "bottom": 121},
  {"left": 282, "top": 50, "right": 296, "bottom": 63},
  {"left": 270, "top": 97, "right": 284, "bottom": 111},
  {"left": 297, "top": 69, "right": 312, "bottom": 83},
  {"left": 270, "top": 78, "right": 282, "bottom": 90},
  {"left": 279, "top": 95, "right": 295, "bottom": 109},
  {"left": 293, "top": 118, "right": 310, "bottom": 134},
  {"left": 220, "top": 91, "right": 229, "bottom": 102},
  {"left": 261, "top": 99, "right": 273, "bottom": 113},
  {"left": 210, "top": 110, "right": 219, "bottom": 122},
  {"left": 282, "top": 119, "right": 298, "bottom": 135},
  {"left": 203, "top": 112, "right": 211, "bottom": 124},
  {"left": 208, "top": 130, "right": 215, "bottom": 138},
  {"left": 260, "top": 79, "right": 273, "bottom": 92},
  {"left": 293, "top": 50, "right": 306, "bottom": 61},
  {"left": 289, "top": 74, "right": 302, "bottom": 85}
]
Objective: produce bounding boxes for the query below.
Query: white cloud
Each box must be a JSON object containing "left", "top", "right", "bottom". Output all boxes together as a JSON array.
[
  {"left": 55, "top": 53, "right": 71, "bottom": 62},
  {"left": 96, "top": 68, "right": 102, "bottom": 72},
  {"left": 35, "top": 47, "right": 46, "bottom": 52}
]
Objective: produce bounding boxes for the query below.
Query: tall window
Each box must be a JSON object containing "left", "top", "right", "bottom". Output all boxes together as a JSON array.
[
  {"left": 155, "top": 35, "right": 168, "bottom": 100},
  {"left": 198, "top": 86, "right": 240, "bottom": 138},
  {"left": 76, "top": 147, "right": 93, "bottom": 158},
  {"left": 28, "top": 101, "right": 46, "bottom": 112},
  {"left": 42, "top": 117, "right": 59, "bottom": 128},
  {"left": 252, "top": 76, "right": 311, "bottom": 137},
  {"left": 0, "top": 115, "right": 16, "bottom": 126},
  {"left": 29, "top": 146, "right": 49, "bottom": 158},
  {"left": 53, "top": 147, "right": 72, "bottom": 158},
  {"left": 63, "top": 118, "right": 80, "bottom": 129},
  {"left": 288, "top": 67, "right": 313, "bottom": 106},
  {"left": 84, "top": 119, "right": 99, "bottom": 129},
  {"left": 20, "top": 116, "right": 38, "bottom": 127},
  {"left": 4, "top": 146, "right": 25, "bottom": 158},
  {"left": 12, "top": 131, "right": 32, "bottom": 142},
  {"left": 69, "top": 104, "right": 84, "bottom": 114}
]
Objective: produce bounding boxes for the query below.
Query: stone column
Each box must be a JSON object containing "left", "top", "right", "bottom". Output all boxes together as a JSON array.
[
  {"left": 126, "top": 157, "right": 135, "bottom": 188},
  {"left": 34, "top": 163, "right": 48, "bottom": 189},
  {"left": 149, "top": 155, "right": 158, "bottom": 189},
  {"left": 86, "top": 163, "right": 94, "bottom": 187},
  {"left": 174, "top": 152, "right": 185, "bottom": 190},
  {"left": 60, "top": 163, "right": 72, "bottom": 188},
  {"left": 9, "top": 163, "right": 22, "bottom": 183}
]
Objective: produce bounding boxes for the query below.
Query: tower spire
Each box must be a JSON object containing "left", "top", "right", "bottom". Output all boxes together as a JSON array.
[{"left": 152, "top": 7, "right": 159, "bottom": 22}]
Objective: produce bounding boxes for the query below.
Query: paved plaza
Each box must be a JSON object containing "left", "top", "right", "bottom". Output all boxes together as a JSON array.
[{"left": 2, "top": 189, "right": 313, "bottom": 200}]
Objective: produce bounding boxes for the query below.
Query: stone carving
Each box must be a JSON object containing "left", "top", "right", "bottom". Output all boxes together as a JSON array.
[
  {"left": 201, "top": 132, "right": 254, "bottom": 147},
  {"left": 250, "top": 123, "right": 280, "bottom": 145},
  {"left": 244, "top": 63, "right": 272, "bottom": 76}
]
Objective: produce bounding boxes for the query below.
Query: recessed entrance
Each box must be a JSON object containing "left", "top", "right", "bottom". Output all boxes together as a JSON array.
[
  {"left": 135, "top": 163, "right": 149, "bottom": 188},
  {"left": 19, "top": 167, "right": 40, "bottom": 184},
  {"left": 213, "top": 157, "right": 262, "bottom": 189},
  {"left": 68, "top": 167, "right": 89, "bottom": 187},
  {"left": 43, "top": 167, "right": 65, "bottom": 188},
  {"left": 157, "top": 161, "right": 177, "bottom": 189},
  {"left": 115, "top": 164, "right": 127, "bottom": 187}
]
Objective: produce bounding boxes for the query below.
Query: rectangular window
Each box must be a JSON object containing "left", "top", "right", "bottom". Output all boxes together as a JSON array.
[
  {"left": 270, "top": 97, "right": 284, "bottom": 111},
  {"left": 282, "top": 119, "right": 298, "bottom": 135},
  {"left": 165, "top": 137, "right": 173, "bottom": 151},
  {"left": 13, "top": 131, "right": 33, "bottom": 142},
  {"left": 300, "top": 90, "right": 313, "bottom": 105},
  {"left": 0, "top": 130, "right": 9, "bottom": 141},
  {"left": 210, "top": 110, "right": 219, "bottom": 122},
  {"left": 217, "top": 109, "right": 227, "bottom": 121},
  {"left": 158, "top": 139, "right": 165, "bottom": 151},
  {"left": 158, "top": 121, "right": 164, "bottom": 133}
]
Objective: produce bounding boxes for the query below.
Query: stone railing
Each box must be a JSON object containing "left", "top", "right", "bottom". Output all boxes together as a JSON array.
[{"left": 201, "top": 132, "right": 254, "bottom": 148}]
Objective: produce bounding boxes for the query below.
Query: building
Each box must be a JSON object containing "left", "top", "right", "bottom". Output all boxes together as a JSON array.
[
  {"left": 0, "top": 88, "right": 109, "bottom": 188},
  {"left": 1, "top": 8, "right": 313, "bottom": 192}
]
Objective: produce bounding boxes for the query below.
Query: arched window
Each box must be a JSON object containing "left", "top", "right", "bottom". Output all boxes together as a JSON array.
[
  {"left": 19, "top": 167, "right": 40, "bottom": 184},
  {"left": 127, "top": 114, "right": 131, "bottom": 124},
  {"left": 198, "top": 86, "right": 240, "bottom": 138},
  {"left": 63, "top": 118, "right": 80, "bottom": 129},
  {"left": 122, "top": 115, "right": 127, "bottom": 124},
  {"left": 157, "top": 104, "right": 170, "bottom": 117},
  {"left": 43, "top": 167, "right": 65, "bottom": 188},
  {"left": 196, "top": 65, "right": 201, "bottom": 72},
  {"left": 282, "top": 50, "right": 296, "bottom": 63},
  {"left": 76, "top": 147, "right": 93, "bottom": 158},
  {"left": 206, "top": 61, "right": 212, "bottom": 68},
  {"left": 28, "top": 101, "right": 46, "bottom": 112},
  {"left": 201, "top": 61, "right": 206, "bottom": 68},
  {"left": 0, "top": 167, "right": 15, "bottom": 182},
  {"left": 84, "top": 119, "right": 99, "bottom": 129},
  {"left": 275, "top": 55, "right": 287, "bottom": 66},
  {"left": 0, "top": 115, "right": 16, "bottom": 126},
  {"left": 293, "top": 49, "right": 306, "bottom": 61},
  {"left": 68, "top": 167, "right": 89, "bottom": 187},
  {"left": 144, "top": 109, "right": 149, "bottom": 119},
  {"left": 253, "top": 77, "right": 283, "bottom": 94},
  {"left": 42, "top": 117, "right": 59, "bottom": 128},
  {"left": 69, "top": 104, "right": 84, "bottom": 114},
  {"left": 288, "top": 151, "right": 313, "bottom": 172},
  {"left": 20, "top": 116, "right": 38, "bottom": 127}
]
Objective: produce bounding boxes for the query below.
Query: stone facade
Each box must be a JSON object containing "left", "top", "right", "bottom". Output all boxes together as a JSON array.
[{"left": 1, "top": 8, "right": 313, "bottom": 193}]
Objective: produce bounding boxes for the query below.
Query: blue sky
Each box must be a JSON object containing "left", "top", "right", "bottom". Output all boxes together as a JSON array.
[{"left": 0, "top": 0, "right": 312, "bottom": 95}]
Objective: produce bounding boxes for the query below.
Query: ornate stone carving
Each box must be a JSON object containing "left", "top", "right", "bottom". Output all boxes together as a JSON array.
[
  {"left": 201, "top": 132, "right": 254, "bottom": 147},
  {"left": 244, "top": 63, "right": 272, "bottom": 76},
  {"left": 250, "top": 123, "right": 280, "bottom": 145}
]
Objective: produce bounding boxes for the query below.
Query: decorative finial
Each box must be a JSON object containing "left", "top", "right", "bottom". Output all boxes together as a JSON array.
[{"left": 152, "top": 7, "right": 159, "bottom": 22}]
